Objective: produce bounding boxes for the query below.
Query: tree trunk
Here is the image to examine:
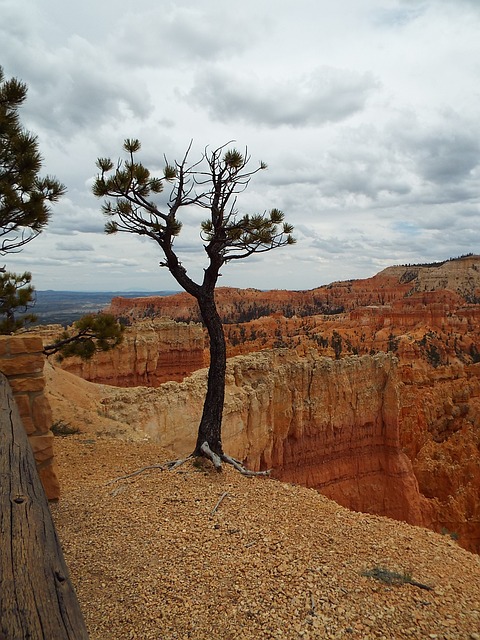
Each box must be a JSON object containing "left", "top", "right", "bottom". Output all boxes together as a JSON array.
[
  {"left": 0, "top": 373, "right": 89, "bottom": 640},
  {"left": 194, "top": 293, "right": 226, "bottom": 457}
]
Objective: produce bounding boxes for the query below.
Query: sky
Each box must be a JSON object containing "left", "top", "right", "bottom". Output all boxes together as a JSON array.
[{"left": 1, "top": 0, "right": 480, "bottom": 292}]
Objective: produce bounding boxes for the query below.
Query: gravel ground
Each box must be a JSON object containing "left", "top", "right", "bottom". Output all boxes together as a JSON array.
[{"left": 51, "top": 436, "right": 480, "bottom": 640}]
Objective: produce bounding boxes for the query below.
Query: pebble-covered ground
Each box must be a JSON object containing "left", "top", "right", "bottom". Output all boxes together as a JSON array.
[{"left": 51, "top": 436, "right": 480, "bottom": 640}]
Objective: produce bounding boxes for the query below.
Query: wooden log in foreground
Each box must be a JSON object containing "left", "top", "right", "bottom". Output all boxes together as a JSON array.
[{"left": 0, "top": 373, "right": 89, "bottom": 640}]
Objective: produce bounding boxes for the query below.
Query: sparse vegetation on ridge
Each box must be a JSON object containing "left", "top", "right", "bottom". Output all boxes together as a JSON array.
[{"left": 396, "top": 253, "right": 476, "bottom": 269}]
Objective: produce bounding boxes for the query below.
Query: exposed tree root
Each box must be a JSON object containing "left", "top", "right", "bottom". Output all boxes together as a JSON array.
[
  {"left": 106, "top": 463, "right": 168, "bottom": 485},
  {"left": 199, "top": 442, "right": 271, "bottom": 477},
  {"left": 211, "top": 491, "right": 229, "bottom": 514},
  {"left": 165, "top": 456, "right": 193, "bottom": 471},
  {"left": 106, "top": 457, "right": 193, "bottom": 485},
  {"left": 106, "top": 444, "right": 269, "bottom": 486}
]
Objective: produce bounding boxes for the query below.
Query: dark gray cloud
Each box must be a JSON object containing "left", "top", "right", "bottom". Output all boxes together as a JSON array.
[
  {"left": 45, "top": 201, "right": 105, "bottom": 236},
  {"left": 415, "top": 137, "right": 479, "bottom": 184},
  {"left": 260, "top": 105, "right": 480, "bottom": 221},
  {"left": 189, "top": 67, "right": 379, "bottom": 128},
  {"left": 0, "top": 5, "right": 152, "bottom": 138},
  {"left": 391, "top": 113, "right": 480, "bottom": 186},
  {"left": 28, "top": 52, "right": 151, "bottom": 137},
  {"left": 113, "top": 5, "right": 265, "bottom": 68},
  {"left": 56, "top": 241, "right": 95, "bottom": 252}
]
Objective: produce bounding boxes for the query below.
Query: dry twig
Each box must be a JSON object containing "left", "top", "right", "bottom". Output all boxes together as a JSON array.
[{"left": 211, "top": 491, "right": 229, "bottom": 514}]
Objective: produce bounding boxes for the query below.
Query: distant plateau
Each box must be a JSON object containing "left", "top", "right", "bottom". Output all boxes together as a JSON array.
[{"left": 31, "top": 290, "right": 178, "bottom": 326}]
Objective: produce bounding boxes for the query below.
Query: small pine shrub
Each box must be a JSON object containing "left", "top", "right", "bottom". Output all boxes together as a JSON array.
[
  {"left": 51, "top": 420, "right": 80, "bottom": 437},
  {"left": 361, "top": 566, "right": 432, "bottom": 591},
  {"left": 441, "top": 527, "right": 459, "bottom": 541}
]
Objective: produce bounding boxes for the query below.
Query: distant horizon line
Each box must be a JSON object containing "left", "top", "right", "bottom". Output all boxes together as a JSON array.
[
  {"left": 35, "top": 254, "right": 480, "bottom": 295},
  {"left": 36, "top": 289, "right": 180, "bottom": 293}
]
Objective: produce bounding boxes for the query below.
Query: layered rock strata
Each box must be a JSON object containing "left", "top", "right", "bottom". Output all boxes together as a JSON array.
[
  {"left": 106, "top": 254, "right": 480, "bottom": 323},
  {"left": 59, "top": 318, "right": 205, "bottom": 387},
  {"left": 100, "top": 351, "right": 430, "bottom": 528}
]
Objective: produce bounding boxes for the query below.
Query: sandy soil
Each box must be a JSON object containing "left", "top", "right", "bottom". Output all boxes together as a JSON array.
[
  {"left": 44, "top": 361, "right": 480, "bottom": 639},
  {"left": 50, "top": 432, "right": 480, "bottom": 640}
]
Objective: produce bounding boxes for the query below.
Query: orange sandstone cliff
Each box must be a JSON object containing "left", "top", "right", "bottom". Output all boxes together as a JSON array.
[
  {"left": 97, "top": 351, "right": 432, "bottom": 528},
  {"left": 106, "top": 254, "right": 480, "bottom": 324},
  {"left": 58, "top": 318, "right": 205, "bottom": 387}
]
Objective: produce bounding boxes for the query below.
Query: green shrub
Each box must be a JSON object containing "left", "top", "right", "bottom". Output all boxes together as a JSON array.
[
  {"left": 361, "top": 566, "right": 432, "bottom": 591},
  {"left": 51, "top": 420, "right": 79, "bottom": 437}
]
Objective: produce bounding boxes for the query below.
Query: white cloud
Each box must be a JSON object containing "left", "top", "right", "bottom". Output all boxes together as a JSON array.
[
  {"left": 1, "top": 0, "right": 479, "bottom": 291},
  {"left": 189, "top": 67, "right": 379, "bottom": 128}
]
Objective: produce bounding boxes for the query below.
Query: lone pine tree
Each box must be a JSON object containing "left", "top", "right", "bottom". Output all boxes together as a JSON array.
[{"left": 93, "top": 139, "right": 295, "bottom": 472}]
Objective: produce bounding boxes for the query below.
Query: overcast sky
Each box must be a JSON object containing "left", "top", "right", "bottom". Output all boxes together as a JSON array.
[{"left": 2, "top": 0, "right": 480, "bottom": 291}]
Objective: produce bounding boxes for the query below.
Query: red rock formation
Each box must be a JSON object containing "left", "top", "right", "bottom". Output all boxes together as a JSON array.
[
  {"left": 106, "top": 254, "right": 480, "bottom": 323},
  {"left": 57, "top": 319, "right": 205, "bottom": 387},
  {"left": 105, "top": 255, "right": 480, "bottom": 371}
]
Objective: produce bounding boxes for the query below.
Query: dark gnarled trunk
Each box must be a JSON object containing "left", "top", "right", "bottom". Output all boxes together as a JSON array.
[{"left": 194, "top": 292, "right": 226, "bottom": 457}]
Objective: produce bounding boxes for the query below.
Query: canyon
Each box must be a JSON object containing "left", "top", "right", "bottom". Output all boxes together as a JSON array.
[
  {"left": 106, "top": 253, "right": 480, "bottom": 323},
  {"left": 44, "top": 255, "right": 480, "bottom": 552},
  {"left": 98, "top": 351, "right": 430, "bottom": 527}
]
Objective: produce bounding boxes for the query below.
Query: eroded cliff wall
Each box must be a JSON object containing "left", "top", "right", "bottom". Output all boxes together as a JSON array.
[
  {"left": 398, "top": 360, "right": 480, "bottom": 551},
  {"left": 42, "top": 255, "right": 480, "bottom": 551},
  {"left": 58, "top": 318, "right": 205, "bottom": 387},
  {"left": 101, "top": 351, "right": 430, "bottom": 528}
]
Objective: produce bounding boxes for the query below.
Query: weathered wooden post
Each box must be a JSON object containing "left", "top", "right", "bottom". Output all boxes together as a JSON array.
[{"left": 0, "top": 372, "right": 89, "bottom": 639}]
